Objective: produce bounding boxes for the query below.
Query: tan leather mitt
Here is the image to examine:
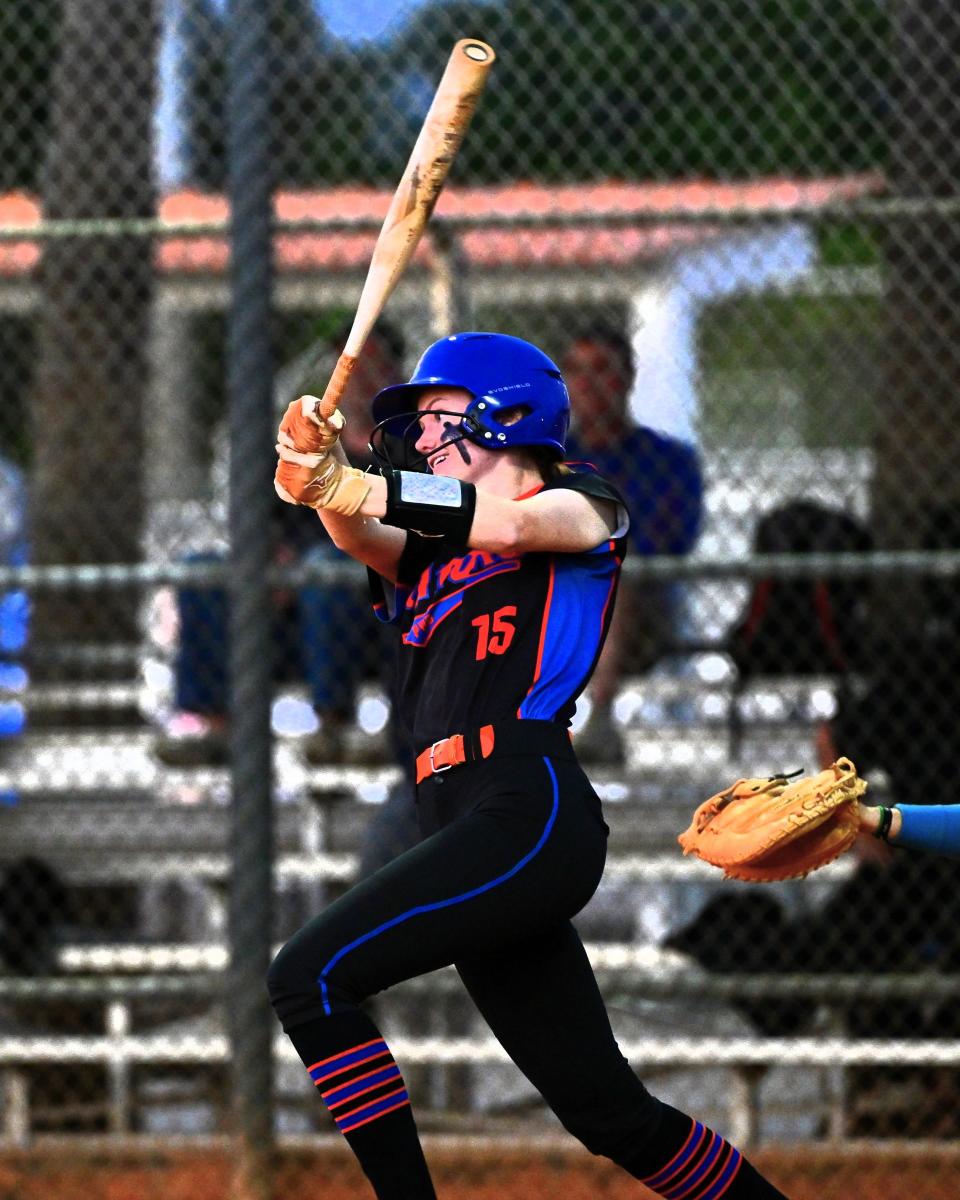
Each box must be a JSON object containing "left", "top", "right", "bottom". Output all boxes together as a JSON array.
[{"left": 678, "top": 757, "right": 867, "bottom": 882}]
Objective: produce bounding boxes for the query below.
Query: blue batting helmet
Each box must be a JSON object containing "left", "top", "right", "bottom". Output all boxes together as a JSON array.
[{"left": 370, "top": 332, "right": 570, "bottom": 463}]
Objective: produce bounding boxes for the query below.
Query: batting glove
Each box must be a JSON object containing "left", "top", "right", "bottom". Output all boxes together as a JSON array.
[
  {"left": 277, "top": 396, "right": 345, "bottom": 462},
  {"left": 274, "top": 455, "right": 371, "bottom": 515}
]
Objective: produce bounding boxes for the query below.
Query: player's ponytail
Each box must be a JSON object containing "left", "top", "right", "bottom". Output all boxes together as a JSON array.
[{"left": 529, "top": 446, "right": 573, "bottom": 482}]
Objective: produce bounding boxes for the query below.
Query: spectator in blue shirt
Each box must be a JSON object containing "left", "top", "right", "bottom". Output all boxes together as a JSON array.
[{"left": 562, "top": 324, "right": 703, "bottom": 764}]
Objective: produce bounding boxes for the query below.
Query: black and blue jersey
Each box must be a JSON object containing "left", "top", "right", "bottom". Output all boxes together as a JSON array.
[
  {"left": 369, "top": 467, "right": 629, "bottom": 751},
  {"left": 272, "top": 463, "right": 785, "bottom": 1200}
]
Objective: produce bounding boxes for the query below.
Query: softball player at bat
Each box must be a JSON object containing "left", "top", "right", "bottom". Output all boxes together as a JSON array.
[{"left": 269, "top": 333, "right": 789, "bottom": 1200}]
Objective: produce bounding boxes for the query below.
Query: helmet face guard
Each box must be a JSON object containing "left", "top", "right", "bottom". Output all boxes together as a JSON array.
[
  {"left": 370, "top": 407, "right": 483, "bottom": 472},
  {"left": 370, "top": 333, "right": 570, "bottom": 471}
]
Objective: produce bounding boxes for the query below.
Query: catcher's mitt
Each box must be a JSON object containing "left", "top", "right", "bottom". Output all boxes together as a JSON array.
[{"left": 678, "top": 757, "right": 867, "bottom": 882}]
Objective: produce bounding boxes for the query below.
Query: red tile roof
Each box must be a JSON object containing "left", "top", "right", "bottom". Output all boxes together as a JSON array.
[{"left": 0, "top": 175, "right": 885, "bottom": 278}]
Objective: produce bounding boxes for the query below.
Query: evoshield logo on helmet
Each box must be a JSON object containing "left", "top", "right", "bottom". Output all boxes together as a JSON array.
[{"left": 369, "top": 332, "right": 570, "bottom": 471}]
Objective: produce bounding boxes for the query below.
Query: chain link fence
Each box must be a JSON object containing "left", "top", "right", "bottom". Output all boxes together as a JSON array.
[{"left": 1, "top": 1, "right": 959, "bottom": 1196}]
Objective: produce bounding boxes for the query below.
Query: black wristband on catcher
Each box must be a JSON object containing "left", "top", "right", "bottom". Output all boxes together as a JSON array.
[
  {"left": 381, "top": 469, "right": 477, "bottom": 541},
  {"left": 874, "top": 805, "right": 894, "bottom": 842}
]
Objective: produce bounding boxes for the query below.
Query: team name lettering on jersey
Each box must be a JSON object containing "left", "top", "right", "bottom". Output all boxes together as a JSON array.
[{"left": 402, "top": 550, "right": 521, "bottom": 647}]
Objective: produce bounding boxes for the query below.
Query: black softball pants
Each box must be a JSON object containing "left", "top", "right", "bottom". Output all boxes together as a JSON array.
[{"left": 267, "top": 723, "right": 787, "bottom": 1200}]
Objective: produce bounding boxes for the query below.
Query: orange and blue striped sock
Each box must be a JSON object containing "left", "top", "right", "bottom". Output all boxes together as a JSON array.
[
  {"left": 287, "top": 1012, "right": 435, "bottom": 1199},
  {"left": 640, "top": 1116, "right": 788, "bottom": 1199},
  {"left": 309, "top": 1034, "right": 409, "bottom": 1133},
  {"left": 641, "top": 1118, "right": 742, "bottom": 1198}
]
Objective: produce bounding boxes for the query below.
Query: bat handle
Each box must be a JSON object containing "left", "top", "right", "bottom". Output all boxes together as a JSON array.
[{"left": 318, "top": 353, "right": 358, "bottom": 421}]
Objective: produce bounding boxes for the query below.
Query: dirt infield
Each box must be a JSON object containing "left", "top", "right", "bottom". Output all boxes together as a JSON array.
[{"left": 1, "top": 1141, "right": 958, "bottom": 1200}]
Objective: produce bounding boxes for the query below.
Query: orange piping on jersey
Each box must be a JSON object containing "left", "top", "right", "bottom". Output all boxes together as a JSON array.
[
  {"left": 513, "top": 482, "right": 545, "bottom": 501},
  {"left": 517, "top": 556, "right": 556, "bottom": 716},
  {"left": 593, "top": 570, "right": 619, "bottom": 662}
]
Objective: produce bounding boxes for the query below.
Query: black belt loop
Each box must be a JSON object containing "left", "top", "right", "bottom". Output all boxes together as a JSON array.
[{"left": 466, "top": 726, "right": 484, "bottom": 764}]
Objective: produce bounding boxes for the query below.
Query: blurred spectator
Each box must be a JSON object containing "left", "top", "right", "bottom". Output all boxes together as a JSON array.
[
  {"left": 0, "top": 857, "right": 69, "bottom": 975},
  {"left": 814, "top": 503, "right": 960, "bottom": 972},
  {"left": 730, "top": 500, "right": 872, "bottom": 680},
  {"left": 799, "top": 503, "right": 960, "bottom": 1135},
  {"left": 0, "top": 452, "right": 28, "bottom": 756},
  {"left": 822, "top": 504, "right": 960, "bottom": 803},
  {"left": 665, "top": 892, "right": 805, "bottom": 1038},
  {"left": 155, "top": 322, "right": 406, "bottom": 767},
  {"left": 726, "top": 498, "right": 872, "bottom": 755},
  {"left": 561, "top": 323, "right": 704, "bottom": 764}
]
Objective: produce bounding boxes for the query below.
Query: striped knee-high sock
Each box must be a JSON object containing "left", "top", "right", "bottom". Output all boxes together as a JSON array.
[
  {"left": 640, "top": 1117, "right": 789, "bottom": 1199},
  {"left": 286, "top": 1011, "right": 436, "bottom": 1200}
]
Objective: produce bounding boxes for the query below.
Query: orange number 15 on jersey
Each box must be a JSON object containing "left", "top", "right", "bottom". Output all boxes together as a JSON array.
[{"left": 471, "top": 605, "right": 517, "bottom": 660}]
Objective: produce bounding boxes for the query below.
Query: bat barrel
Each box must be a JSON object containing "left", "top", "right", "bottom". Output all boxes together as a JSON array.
[{"left": 318, "top": 40, "right": 495, "bottom": 422}]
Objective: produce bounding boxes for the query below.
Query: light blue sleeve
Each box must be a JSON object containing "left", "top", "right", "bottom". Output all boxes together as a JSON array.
[{"left": 895, "top": 805, "right": 960, "bottom": 858}]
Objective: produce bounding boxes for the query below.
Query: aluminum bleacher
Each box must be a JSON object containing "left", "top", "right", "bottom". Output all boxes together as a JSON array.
[{"left": 0, "top": 683, "right": 938, "bottom": 1146}]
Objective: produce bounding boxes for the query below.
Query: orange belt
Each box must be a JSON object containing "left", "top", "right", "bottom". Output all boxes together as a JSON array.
[{"left": 415, "top": 724, "right": 496, "bottom": 784}]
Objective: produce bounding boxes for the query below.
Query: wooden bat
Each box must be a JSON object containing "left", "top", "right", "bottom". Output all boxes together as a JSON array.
[{"left": 316, "top": 38, "right": 496, "bottom": 421}]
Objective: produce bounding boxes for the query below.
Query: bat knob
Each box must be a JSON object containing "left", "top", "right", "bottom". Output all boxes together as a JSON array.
[
  {"left": 462, "top": 42, "right": 492, "bottom": 63},
  {"left": 300, "top": 395, "right": 344, "bottom": 431}
]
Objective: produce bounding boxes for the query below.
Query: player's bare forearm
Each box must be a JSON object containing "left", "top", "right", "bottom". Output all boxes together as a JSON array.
[
  {"left": 500, "top": 489, "right": 617, "bottom": 554},
  {"left": 316, "top": 446, "right": 405, "bottom": 580}
]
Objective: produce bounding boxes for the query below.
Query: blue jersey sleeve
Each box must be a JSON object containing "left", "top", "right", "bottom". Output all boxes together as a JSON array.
[{"left": 895, "top": 804, "right": 960, "bottom": 858}]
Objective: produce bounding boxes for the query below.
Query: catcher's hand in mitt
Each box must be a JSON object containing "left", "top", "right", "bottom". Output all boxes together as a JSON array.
[{"left": 678, "top": 757, "right": 867, "bottom": 882}]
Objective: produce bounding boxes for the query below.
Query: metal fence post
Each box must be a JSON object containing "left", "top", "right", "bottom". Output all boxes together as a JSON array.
[
  {"left": 429, "top": 223, "right": 472, "bottom": 335},
  {"left": 226, "top": 0, "right": 275, "bottom": 1196}
]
